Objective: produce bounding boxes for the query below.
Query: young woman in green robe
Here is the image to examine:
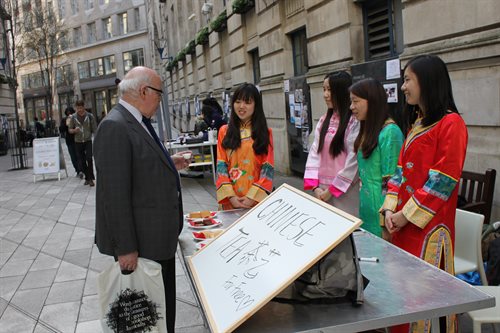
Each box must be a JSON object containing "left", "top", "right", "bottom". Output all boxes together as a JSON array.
[{"left": 349, "top": 78, "right": 403, "bottom": 239}]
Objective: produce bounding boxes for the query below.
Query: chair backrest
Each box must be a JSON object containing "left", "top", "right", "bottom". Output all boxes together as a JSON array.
[
  {"left": 455, "top": 208, "right": 485, "bottom": 268},
  {"left": 458, "top": 169, "right": 496, "bottom": 224}
]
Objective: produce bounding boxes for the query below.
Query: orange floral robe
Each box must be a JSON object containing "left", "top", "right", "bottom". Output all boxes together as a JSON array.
[{"left": 216, "top": 124, "right": 274, "bottom": 210}]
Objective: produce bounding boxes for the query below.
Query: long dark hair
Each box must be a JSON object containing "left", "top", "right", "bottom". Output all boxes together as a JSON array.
[
  {"left": 350, "top": 78, "right": 389, "bottom": 159},
  {"left": 222, "top": 83, "right": 271, "bottom": 155},
  {"left": 403, "top": 54, "right": 458, "bottom": 127},
  {"left": 318, "top": 71, "right": 353, "bottom": 157}
]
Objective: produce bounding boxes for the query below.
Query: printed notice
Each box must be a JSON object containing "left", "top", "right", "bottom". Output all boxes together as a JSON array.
[
  {"left": 188, "top": 184, "right": 361, "bottom": 333},
  {"left": 386, "top": 58, "right": 401, "bottom": 80},
  {"left": 33, "top": 137, "right": 60, "bottom": 175}
]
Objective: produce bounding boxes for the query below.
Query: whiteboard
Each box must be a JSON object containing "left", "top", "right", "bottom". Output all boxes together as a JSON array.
[
  {"left": 33, "top": 137, "right": 60, "bottom": 175},
  {"left": 188, "top": 184, "right": 362, "bottom": 333}
]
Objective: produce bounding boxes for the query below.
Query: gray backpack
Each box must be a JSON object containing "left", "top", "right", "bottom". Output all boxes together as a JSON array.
[{"left": 274, "top": 234, "right": 368, "bottom": 305}]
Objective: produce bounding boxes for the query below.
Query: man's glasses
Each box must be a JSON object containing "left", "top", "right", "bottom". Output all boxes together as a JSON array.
[{"left": 146, "top": 86, "right": 163, "bottom": 97}]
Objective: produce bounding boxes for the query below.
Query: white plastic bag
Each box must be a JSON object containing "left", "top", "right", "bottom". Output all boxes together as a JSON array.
[{"left": 97, "top": 258, "right": 167, "bottom": 333}]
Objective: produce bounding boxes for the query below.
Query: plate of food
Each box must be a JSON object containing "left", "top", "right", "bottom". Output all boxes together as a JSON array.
[
  {"left": 192, "top": 229, "right": 224, "bottom": 241},
  {"left": 185, "top": 210, "right": 217, "bottom": 220},
  {"left": 187, "top": 218, "right": 222, "bottom": 229}
]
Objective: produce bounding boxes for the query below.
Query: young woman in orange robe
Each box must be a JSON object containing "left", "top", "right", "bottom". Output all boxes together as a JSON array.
[
  {"left": 216, "top": 83, "right": 274, "bottom": 210},
  {"left": 381, "top": 55, "right": 468, "bottom": 333}
]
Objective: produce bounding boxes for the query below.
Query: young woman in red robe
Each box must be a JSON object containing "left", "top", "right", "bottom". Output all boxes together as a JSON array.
[{"left": 381, "top": 55, "right": 468, "bottom": 333}]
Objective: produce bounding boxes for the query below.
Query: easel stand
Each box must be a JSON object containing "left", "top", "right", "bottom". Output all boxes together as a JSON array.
[{"left": 33, "top": 137, "right": 68, "bottom": 182}]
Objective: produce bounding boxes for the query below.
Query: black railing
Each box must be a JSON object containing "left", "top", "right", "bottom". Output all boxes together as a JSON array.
[{"left": 6, "top": 118, "right": 29, "bottom": 169}]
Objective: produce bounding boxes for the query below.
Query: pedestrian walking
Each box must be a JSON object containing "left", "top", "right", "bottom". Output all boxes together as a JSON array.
[
  {"left": 60, "top": 107, "right": 81, "bottom": 177},
  {"left": 68, "top": 100, "right": 97, "bottom": 186}
]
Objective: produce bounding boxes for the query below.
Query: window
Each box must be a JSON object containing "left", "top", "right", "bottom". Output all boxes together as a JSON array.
[
  {"left": 73, "top": 27, "right": 82, "bottom": 47},
  {"left": 22, "top": 72, "right": 48, "bottom": 89},
  {"left": 118, "top": 12, "right": 128, "bottom": 35},
  {"left": 78, "top": 62, "right": 89, "bottom": 79},
  {"left": 103, "top": 55, "right": 115, "bottom": 74},
  {"left": 361, "top": 0, "right": 403, "bottom": 59},
  {"left": 78, "top": 55, "right": 116, "bottom": 80},
  {"left": 250, "top": 49, "right": 261, "bottom": 84},
  {"left": 70, "top": 0, "right": 78, "bottom": 14},
  {"left": 102, "top": 17, "right": 112, "bottom": 39},
  {"left": 56, "top": 65, "right": 73, "bottom": 86},
  {"left": 98, "top": 0, "right": 109, "bottom": 4},
  {"left": 22, "top": 75, "right": 29, "bottom": 89},
  {"left": 59, "top": 34, "right": 69, "bottom": 50},
  {"left": 123, "top": 49, "right": 144, "bottom": 73},
  {"left": 89, "top": 59, "right": 103, "bottom": 77},
  {"left": 87, "top": 22, "right": 96, "bottom": 43},
  {"left": 134, "top": 8, "right": 140, "bottom": 30},
  {"left": 291, "top": 29, "right": 308, "bottom": 76},
  {"left": 85, "top": 0, "right": 93, "bottom": 10},
  {"left": 57, "top": 0, "right": 65, "bottom": 18},
  {"left": 24, "top": 11, "right": 33, "bottom": 31}
]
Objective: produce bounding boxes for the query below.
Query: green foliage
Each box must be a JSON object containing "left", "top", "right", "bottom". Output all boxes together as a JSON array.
[
  {"left": 232, "top": 0, "right": 255, "bottom": 14},
  {"left": 195, "top": 27, "right": 209, "bottom": 46},
  {"left": 210, "top": 10, "right": 228, "bottom": 32},
  {"left": 185, "top": 40, "right": 196, "bottom": 55},
  {"left": 176, "top": 48, "right": 187, "bottom": 62}
]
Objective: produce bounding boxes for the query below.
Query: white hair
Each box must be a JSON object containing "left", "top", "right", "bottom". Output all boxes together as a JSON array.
[{"left": 118, "top": 72, "right": 152, "bottom": 98}]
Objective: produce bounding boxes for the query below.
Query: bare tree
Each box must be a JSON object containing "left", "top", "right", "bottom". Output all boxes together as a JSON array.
[{"left": 14, "top": 0, "right": 68, "bottom": 130}]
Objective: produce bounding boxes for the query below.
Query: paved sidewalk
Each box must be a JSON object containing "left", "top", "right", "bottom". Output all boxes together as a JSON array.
[{"left": 0, "top": 145, "right": 492, "bottom": 333}]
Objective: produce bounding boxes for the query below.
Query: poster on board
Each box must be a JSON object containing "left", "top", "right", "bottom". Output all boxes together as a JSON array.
[
  {"left": 188, "top": 184, "right": 362, "bottom": 333},
  {"left": 33, "top": 137, "right": 61, "bottom": 175}
]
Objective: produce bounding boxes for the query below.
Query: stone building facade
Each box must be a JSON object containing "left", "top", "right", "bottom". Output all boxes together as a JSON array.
[
  {"left": 14, "top": 0, "right": 150, "bottom": 128},
  {"left": 147, "top": 0, "right": 500, "bottom": 221},
  {"left": 0, "top": 3, "right": 15, "bottom": 118}
]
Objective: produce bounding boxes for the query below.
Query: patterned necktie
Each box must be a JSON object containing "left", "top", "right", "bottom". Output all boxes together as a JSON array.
[{"left": 142, "top": 116, "right": 180, "bottom": 191}]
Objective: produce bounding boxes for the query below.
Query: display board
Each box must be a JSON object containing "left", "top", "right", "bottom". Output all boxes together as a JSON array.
[
  {"left": 33, "top": 137, "right": 67, "bottom": 181},
  {"left": 188, "top": 184, "right": 362, "bottom": 333}
]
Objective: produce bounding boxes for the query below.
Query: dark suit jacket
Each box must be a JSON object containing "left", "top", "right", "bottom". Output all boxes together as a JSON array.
[{"left": 94, "top": 103, "right": 183, "bottom": 260}]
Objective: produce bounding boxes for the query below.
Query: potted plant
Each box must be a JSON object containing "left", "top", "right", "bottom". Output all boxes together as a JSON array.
[
  {"left": 232, "top": 0, "right": 254, "bottom": 14},
  {"left": 185, "top": 40, "right": 196, "bottom": 55},
  {"left": 210, "top": 10, "right": 227, "bottom": 32},
  {"left": 166, "top": 61, "right": 174, "bottom": 72},
  {"left": 195, "top": 27, "right": 209, "bottom": 46}
]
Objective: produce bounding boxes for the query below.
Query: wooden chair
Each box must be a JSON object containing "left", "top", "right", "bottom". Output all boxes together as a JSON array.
[{"left": 458, "top": 169, "right": 496, "bottom": 224}]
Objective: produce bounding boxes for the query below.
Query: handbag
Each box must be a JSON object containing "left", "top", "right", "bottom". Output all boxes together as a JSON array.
[
  {"left": 274, "top": 234, "right": 369, "bottom": 305},
  {"left": 97, "top": 258, "right": 167, "bottom": 333}
]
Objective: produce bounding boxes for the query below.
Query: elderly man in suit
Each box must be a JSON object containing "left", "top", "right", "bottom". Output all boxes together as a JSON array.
[{"left": 94, "top": 66, "right": 191, "bottom": 332}]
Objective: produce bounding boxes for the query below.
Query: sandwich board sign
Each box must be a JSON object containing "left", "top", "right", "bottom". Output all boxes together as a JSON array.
[
  {"left": 188, "top": 183, "right": 362, "bottom": 333},
  {"left": 33, "top": 137, "right": 67, "bottom": 182}
]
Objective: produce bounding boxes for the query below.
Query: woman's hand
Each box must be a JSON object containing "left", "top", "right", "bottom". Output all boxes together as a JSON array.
[
  {"left": 384, "top": 210, "right": 395, "bottom": 231},
  {"left": 381, "top": 227, "right": 392, "bottom": 242},
  {"left": 229, "top": 196, "right": 249, "bottom": 208},
  {"left": 387, "top": 211, "right": 409, "bottom": 233},
  {"left": 240, "top": 197, "right": 256, "bottom": 208},
  {"left": 319, "top": 188, "right": 332, "bottom": 202},
  {"left": 313, "top": 187, "right": 322, "bottom": 200}
]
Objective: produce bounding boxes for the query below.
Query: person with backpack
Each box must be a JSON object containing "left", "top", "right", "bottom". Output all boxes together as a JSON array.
[
  {"left": 68, "top": 100, "right": 97, "bottom": 186},
  {"left": 60, "top": 107, "right": 81, "bottom": 177}
]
